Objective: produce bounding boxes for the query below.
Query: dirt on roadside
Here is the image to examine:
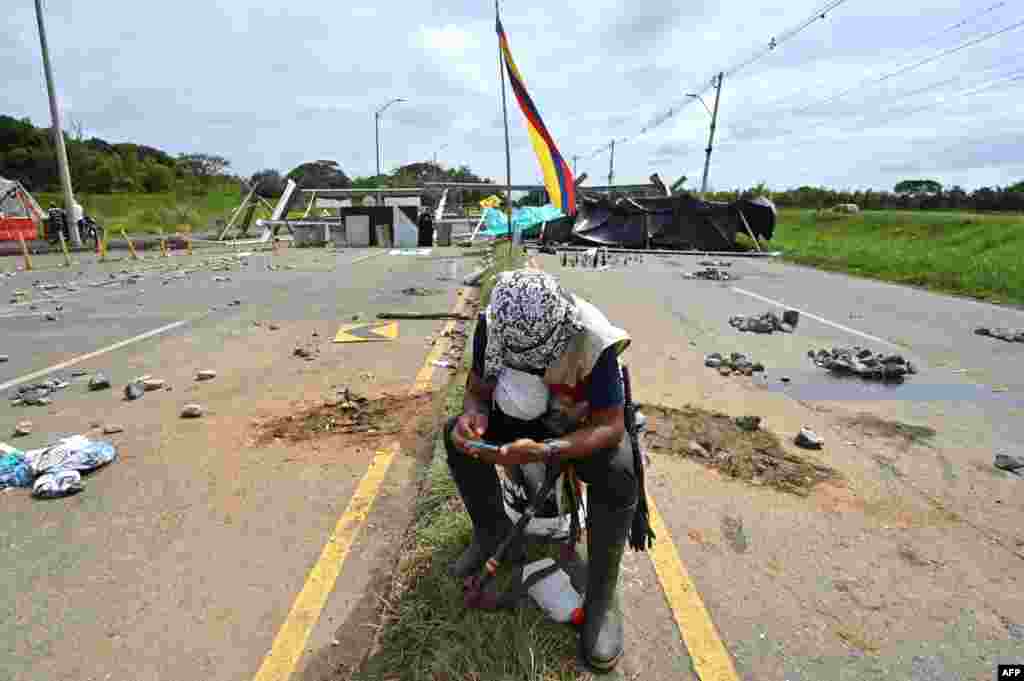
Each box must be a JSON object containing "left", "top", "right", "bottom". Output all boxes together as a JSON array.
[{"left": 642, "top": 403, "right": 841, "bottom": 495}]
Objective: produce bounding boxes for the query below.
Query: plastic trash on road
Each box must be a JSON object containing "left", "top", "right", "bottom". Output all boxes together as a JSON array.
[
  {"left": 32, "top": 469, "right": 84, "bottom": 499},
  {"left": 26, "top": 435, "right": 117, "bottom": 475},
  {"left": 0, "top": 445, "right": 33, "bottom": 489}
]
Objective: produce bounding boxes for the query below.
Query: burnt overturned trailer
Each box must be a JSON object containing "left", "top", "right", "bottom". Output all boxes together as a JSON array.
[{"left": 545, "top": 192, "right": 776, "bottom": 251}]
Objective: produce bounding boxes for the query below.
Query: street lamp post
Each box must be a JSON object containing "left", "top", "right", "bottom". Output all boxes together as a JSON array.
[
  {"left": 375, "top": 97, "right": 405, "bottom": 204},
  {"left": 688, "top": 72, "right": 724, "bottom": 197},
  {"left": 34, "top": 0, "right": 81, "bottom": 247}
]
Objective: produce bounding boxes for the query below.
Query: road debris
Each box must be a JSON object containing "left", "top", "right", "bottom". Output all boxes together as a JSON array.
[
  {"left": 705, "top": 352, "right": 765, "bottom": 376},
  {"left": 33, "top": 469, "right": 84, "bottom": 499},
  {"left": 643, "top": 404, "right": 839, "bottom": 495},
  {"left": 143, "top": 378, "right": 166, "bottom": 391},
  {"left": 400, "top": 286, "right": 441, "bottom": 296},
  {"left": 994, "top": 453, "right": 1024, "bottom": 474},
  {"left": 795, "top": 427, "right": 824, "bottom": 450},
  {"left": 729, "top": 310, "right": 798, "bottom": 333},
  {"left": 377, "top": 312, "right": 472, "bottom": 321},
  {"left": 974, "top": 327, "right": 1024, "bottom": 343},
  {"left": 255, "top": 389, "right": 432, "bottom": 445},
  {"left": 102, "top": 424, "right": 124, "bottom": 435},
  {"left": 293, "top": 345, "right": 317, "bottom": 360},
  {"left": 734, "top": 415, "right": 762, "bottom": 432},
  {"left": 809, "top": 347, "right": 917, "bottom": 381},
  {"left": 0, "top": 355, "right": 9, "bottom": 363},
  {"left": 14, "top": 420, "right": 32, "bottom": 437},
  {"left": 181, "top": 404, "right": 204, "bottom": 418},
  {"left": 1, "top": 447, "right": 33, "bottom": 489},
  {"left": 124, "top": 382, "right": 145, "bottom": 401},
  {"left": 89, "top": 372, "right": 111, "bottom": 391},
  {"left": 269, "top": 323, "right": 280, "bottom": 331},
  {"left": 683, "top": 266, "right": 731, "bottom": 281},
  {"left": 196, "top": 370, "right": 217, "bottom": 381}
]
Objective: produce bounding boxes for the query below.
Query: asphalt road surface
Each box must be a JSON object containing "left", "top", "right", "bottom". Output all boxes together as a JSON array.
[
  {"left": 1, "top": 246, "right": 479, "bottom": 681},
  {"left": 546, "top": 251, "right": 1023, "bottom": 681}
]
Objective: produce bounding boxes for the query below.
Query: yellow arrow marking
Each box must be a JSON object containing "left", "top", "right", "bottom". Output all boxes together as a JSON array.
[{"left": 333, "top": 321, "right": 399, "bottom": 343}]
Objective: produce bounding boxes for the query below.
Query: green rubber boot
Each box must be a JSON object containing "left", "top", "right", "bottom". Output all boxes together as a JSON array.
[{"left": 581, "top": 500, "right": 635, "bottom": 672}]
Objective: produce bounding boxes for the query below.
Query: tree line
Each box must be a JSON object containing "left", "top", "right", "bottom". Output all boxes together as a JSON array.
[
  {"left": 710, "top": 179, "right": 1024, "bottom": 212},
  {"left": 0, "top": 115, "right": 237, "bottom": 196}
]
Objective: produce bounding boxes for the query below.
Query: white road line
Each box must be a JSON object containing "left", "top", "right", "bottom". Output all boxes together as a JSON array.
[
  {"left": 730, "top": 286, "right": 901, "bottom": 348},
  {"left": 349, "top": 251, "right": 385, "bottom": 265},
  {"left": 0, "top": 320, "right": 189, "bottom": 392}
]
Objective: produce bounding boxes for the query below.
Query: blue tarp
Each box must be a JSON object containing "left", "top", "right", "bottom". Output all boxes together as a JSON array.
[{"left": 480, "top": 204, "right": 564, "bottom": 238}]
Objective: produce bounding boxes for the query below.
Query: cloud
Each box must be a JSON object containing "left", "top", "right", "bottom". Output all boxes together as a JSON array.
[{"left": 418, "top": 24, "right": 480, "bottom": 56}]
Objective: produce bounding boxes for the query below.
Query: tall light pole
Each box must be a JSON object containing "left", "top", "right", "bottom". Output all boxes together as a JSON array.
[
  {"left": 375, "top": 97, "right": 405, "bottom": 204},
  {"left": 432, "top": 143, "right": 449, "bottom": 167},
  {"left": 688, "top": 72, "right": 723, "bottom": 197},
  {"left": 34, "top": 0, "right": 81, "bottom": 246}
]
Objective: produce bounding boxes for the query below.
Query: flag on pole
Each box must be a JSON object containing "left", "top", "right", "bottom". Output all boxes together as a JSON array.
[{"left": 496, "top": 17, "right": 576, "bottom": 216}]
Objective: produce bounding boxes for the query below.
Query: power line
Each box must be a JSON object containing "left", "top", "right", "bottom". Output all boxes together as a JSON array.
[
  {"left": 788, "top": 15, "right": 1024, "bottom": 116},
  {"left": 574, "top": 0, "right": 856, "bottom": 163},
  {"left": 741, "top": 1, "right": 1011, "bottom": 120}
]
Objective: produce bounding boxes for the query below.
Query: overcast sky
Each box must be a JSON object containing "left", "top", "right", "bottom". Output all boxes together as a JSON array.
[{"left": 3, "top": 0, "right": 1023, "bottom": 192}]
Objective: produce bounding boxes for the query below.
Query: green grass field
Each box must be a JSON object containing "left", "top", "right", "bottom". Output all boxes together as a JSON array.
[
  {"left": 34, "top": 189, "right": 270, "bottom": 236},
  {"left": 768, "top": 209, "right": 1024, "bottom": 306}
]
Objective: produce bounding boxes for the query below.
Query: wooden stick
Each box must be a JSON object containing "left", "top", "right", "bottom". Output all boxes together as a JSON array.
[
  {"left": 18, "top": 233, "right": 32, "bottom": 271},
  {"left": 184, "top": 224, "right": 193, "bottom": 256},
  {"left": 58, "top": 231, "right": 72, "bottom": 267},
  {"left": 377, "top": 312, "right": 472, "bottom": 321},
  {"left": 120, "top": 228, "right": 139, "bottom": 260},
  {"left": 737, "top": 209, "right": 762, "bottom": 253},
  {"left": 99, "top": 229, "right": 109, "bottom": 261},
  {"left": 158, "top": 227, "right": 169, "bottom": 257}
]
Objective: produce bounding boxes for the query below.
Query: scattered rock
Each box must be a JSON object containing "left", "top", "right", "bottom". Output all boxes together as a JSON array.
[
  {"left": 718, "top": 366, "right": 732, "bottom": 376},
  {"left": 230, "top": 299, "right": 242, "bottom": 306},
  {"left": 729, "top": 311, "right": 793, "bottom": 334},
  {"left": 213, "top": 276, "right": 231, "bottom": 282},
  {"left": 795, "top": 427, "right": 824, "bottom": 449},
  {"left": 994, "top": 453, "right": 1024, "bottom": 473},
  {"left": 142, "top": 378, "right": 165, "bottom": 391},
  {"left": 734, "top": 416, "right": 762, "bottom": 432},
  {"left": 181, "top": 404, "right": 204, "bottom": 418},
  {"left": 782, "top": 309, "right": 800, "bottom": 328},
  {"left": 705, "top": 355, "right": 723, "bottom": 368},
  {"left": 780, "top": 376, "right": 791, "bottom": 383},
  {"left": 102, "top": 424, "right": 124, "bottom": 435},
  {"left": 809, "top": 346, "right": 915, "bottom": 381},
  {"left": 44, "top": 313, "right": 58, "bottom": 321},
  {"left": 294, "top": 347, "right": 314, "bottom": 359},
  {"left": 351, "top": 314, "right": 359, "bottom": 321},
  {"left": 684, "top": 267, "right": 731, "bottom": 281},
  {"left": 14, "top": 420, "right": 32, "bottom": 437},
  {"left": 268, "top": 323, "right": 280, "bottom": 331},
  {"left": 400, "top": 286, "right": 440, "bottom": 296},
  {"left": 688, "top": 441, "right": 709, "bottom": 458},
  {"left": 71, "top": 369, "right": 88, "bottom": 377},
  {"left": 196, "top": 370, "right": 217, "bottom": 381},
  {"left": 89, "top": 373, "right": 111, "bottom": 391},
  {"left": 975, "top": 326, "right": 1024, "bottom": 343},
  {"left": 124, "top": 382, "right": 145, "bottom": 401},
  {"left": 0, "top": 355, "right": 8, "bottom": 363}
]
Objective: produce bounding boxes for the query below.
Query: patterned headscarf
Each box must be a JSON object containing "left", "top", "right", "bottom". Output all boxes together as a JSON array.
[{"left": 484, "top": 269, "right": 584, "bottom": 381}]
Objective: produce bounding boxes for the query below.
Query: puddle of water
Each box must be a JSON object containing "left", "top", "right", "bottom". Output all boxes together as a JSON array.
[{"left": 763, "top": 370, "right": 1024, "bottom": 408}]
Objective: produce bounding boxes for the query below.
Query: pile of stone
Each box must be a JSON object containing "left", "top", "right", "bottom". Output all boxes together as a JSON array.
[
  {"left": 683, "top": 267, "right": 731, "bottom": 281},
  {"left": 808, "top": 347, "right": 917, "bottom": 381},
  {"left": 975, "top": 327, "right": 1024, "bottom": 343},
  {"left": 729, "top": 310, "right": 799, "bottom": 334},
  {"left": 705, "top": 352, "right": 765, "bottom": 377},
  {"left": 9, "top": 376, "right": 71, "bottom": 407}
]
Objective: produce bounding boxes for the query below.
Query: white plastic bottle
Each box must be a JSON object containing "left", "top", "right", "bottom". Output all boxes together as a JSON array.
[{"left": 522, "top": 558, "right": 584, "bottom": 625}]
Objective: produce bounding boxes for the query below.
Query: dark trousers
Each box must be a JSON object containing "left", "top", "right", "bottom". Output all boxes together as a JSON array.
[{"left": 444, "top": 407, "right": 638, "bottom": 515}]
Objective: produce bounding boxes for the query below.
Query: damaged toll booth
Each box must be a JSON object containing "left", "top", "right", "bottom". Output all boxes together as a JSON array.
[{"left": 289, "top": 187, "right": 428, "bottom": 248}]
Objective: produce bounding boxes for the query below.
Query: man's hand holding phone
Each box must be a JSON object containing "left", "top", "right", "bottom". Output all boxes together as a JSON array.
[{"left": 452, "top": 412, "right": 490, "bottom": 457}]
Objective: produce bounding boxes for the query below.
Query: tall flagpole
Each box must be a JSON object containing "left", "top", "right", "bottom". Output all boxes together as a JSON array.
[{"left": 496, "top": 0, "right": 513, "bottom": 243}]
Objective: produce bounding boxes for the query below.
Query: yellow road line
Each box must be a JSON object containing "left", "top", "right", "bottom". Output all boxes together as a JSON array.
[
  {"left": 647, "top": 493, "right": 740, "bottom": 681},
  {"left": 253, "top": 285, "right": 477, "bottom": 681},
  {"left": 251, "top": 444, "right": 398, "bottom": 681}
]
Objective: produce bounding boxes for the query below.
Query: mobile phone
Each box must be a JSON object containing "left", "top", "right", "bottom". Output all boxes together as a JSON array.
[{"left": 465, "top": 440, "right": 500, "bottom": 452}]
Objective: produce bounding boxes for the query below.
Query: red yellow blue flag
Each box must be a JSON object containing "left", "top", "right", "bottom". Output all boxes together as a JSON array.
[{"left": 496, "top": 17, "right": 576, "bottom": 216}]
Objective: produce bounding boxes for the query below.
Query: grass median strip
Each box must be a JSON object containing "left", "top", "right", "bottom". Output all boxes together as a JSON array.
[{"left": 354, "top": 244, "right": 592, "bottom": 680}]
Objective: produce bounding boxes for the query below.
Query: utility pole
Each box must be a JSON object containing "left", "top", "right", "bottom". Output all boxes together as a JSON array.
[
  {"left": 34, "top": 0, "right": 81, "bottom": 247},
  {"left": 374, "top": 97, "right": 405, "bottom": 206},
  {"left": 700, "top": 72, "right": 724, "bottom": 197},
  {"left": 607, "top": 140, "right": 615, "bottom": 192}
]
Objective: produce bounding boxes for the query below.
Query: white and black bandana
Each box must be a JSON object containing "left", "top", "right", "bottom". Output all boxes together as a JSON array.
[{"left": 484, "top": 270, "right": 584, "bottom": 381}]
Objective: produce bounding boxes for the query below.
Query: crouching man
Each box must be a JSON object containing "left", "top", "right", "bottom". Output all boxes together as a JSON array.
[{"left": 444, "top": 268, "right": 637, "bottom": 671}]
